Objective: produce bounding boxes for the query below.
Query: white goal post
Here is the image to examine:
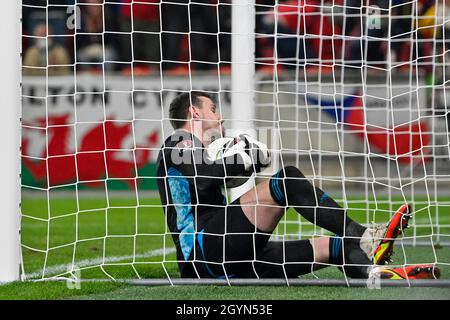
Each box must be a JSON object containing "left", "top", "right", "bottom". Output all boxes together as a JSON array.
[
  {"left": 0, "top": 0, "right": 21, "bottom": 283},
  {"left": 230, "top": 0, "right": 257, "bottom": 200}
]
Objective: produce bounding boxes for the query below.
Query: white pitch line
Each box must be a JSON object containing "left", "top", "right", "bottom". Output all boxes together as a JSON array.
[{"left": 25, "top": 247, "right": 177, "bottom": 280}]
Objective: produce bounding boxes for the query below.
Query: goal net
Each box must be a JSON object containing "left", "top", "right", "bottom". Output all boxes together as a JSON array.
[{"left": 19, "top": 0, "right": 450, "bottom": 284}]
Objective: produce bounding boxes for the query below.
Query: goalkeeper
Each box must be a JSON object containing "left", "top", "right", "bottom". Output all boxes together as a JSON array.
[{"left": 156, "top": 91, "right": 439, "bottom": 280}]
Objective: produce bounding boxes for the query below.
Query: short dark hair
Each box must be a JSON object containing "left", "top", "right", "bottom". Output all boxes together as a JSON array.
[{"left": 169, "top": 91, "right": 215, "bottom": 129}]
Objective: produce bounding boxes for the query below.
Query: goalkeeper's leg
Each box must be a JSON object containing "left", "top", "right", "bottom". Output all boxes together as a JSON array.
[
  {"left": 239, "top": 166, "right": 415, "bottom": 278},
  {"left": 253, "top": 236, "right": 372, "bottom": 279},
  {"left": 240, "top": 165, "right": 365, "bottom": 238},
  {"left": 253, "top": 236, "right": 440, "bottom": 280},
  {"left": 269, "top": 166, "right": 366, "bottom": 238},
  {"left": 239, "top": 166, "right": 372, "bottom": 278}
]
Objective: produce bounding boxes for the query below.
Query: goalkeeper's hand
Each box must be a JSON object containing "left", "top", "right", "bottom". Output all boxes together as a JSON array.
[{"left": 239, "top": 134, "right": 271, "bottom": 172}]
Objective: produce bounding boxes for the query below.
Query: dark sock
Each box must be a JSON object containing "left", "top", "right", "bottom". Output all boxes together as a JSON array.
[
  {"left": 269, "top": 166, "right": 366, "bottom": 238},
  {"left": 340, "top": 240, "right": 371, "bottom": 279},
  {"left": 328, "top": 235, "right": 371, "bottom": 278},
  {"left": 329, "top": 236, "right": 343, "bottom": 265}
]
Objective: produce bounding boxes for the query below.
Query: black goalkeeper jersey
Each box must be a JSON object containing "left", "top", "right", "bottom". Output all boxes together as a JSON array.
[{"left": 156, "top": 130, "right": 246, "bottom": 274}]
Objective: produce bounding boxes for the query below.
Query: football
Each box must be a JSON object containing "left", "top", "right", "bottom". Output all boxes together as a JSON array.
[{"left": 206, "top": 136, "right": 253, "bottom": 188}]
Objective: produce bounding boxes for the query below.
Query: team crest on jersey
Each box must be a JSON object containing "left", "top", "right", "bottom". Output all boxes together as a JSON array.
[{"left": 176, "top": 139, "right": 193, "bottom": 150}]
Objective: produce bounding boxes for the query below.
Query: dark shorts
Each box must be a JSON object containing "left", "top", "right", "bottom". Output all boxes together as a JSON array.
[
  {"left": 180, "top": 198, "right": 272, "bottom": 278},
  {"left": 179, "top": 199, "right": 316, "bottom": 279}
]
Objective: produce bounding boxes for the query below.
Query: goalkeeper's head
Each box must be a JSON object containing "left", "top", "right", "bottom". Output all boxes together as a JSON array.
[{"left": 169, "top": 91, "right": 224, "bottom": 139}]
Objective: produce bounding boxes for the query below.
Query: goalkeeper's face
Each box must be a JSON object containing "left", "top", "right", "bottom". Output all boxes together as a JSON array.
[{"left": 193, "top": 96, "right": 224, "bottom": 137}]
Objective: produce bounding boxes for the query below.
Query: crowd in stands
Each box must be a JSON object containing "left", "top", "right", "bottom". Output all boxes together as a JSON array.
[{"left": 22, "top": 0, "right": 446, "bottom": 76}]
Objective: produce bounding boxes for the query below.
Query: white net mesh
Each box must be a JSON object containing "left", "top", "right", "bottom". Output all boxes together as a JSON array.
[{"left": 21, "top": 0, "right": 449, "bottom": 282}]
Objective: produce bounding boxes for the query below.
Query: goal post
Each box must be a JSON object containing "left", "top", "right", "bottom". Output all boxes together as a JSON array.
[
  {"left": 231, "top": 0, "right": 255, "bottom": 131},
  {"left": 0, "top": 0, "right": 21, "bottom": 283},
  {"left": 230, "top": 0, "right": 257, "bottom": 200}
]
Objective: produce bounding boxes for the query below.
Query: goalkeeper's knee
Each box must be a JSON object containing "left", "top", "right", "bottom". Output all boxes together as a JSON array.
[{"left": 269, "top": 166, "right": 314, "bottom": 206}]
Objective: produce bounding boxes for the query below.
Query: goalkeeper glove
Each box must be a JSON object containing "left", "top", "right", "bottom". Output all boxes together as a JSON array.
[{"left": 239, "top": 134, "right": 271, "bottom": 173}]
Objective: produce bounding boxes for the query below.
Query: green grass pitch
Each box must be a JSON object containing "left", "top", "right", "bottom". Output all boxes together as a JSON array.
[{"left": 1, "top": 195, "right": 449, "bottom": 300}]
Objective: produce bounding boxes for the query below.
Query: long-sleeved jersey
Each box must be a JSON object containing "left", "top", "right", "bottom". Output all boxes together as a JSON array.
[{"left": 156, "top": 130, "right": 247, "bottom": 275}]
